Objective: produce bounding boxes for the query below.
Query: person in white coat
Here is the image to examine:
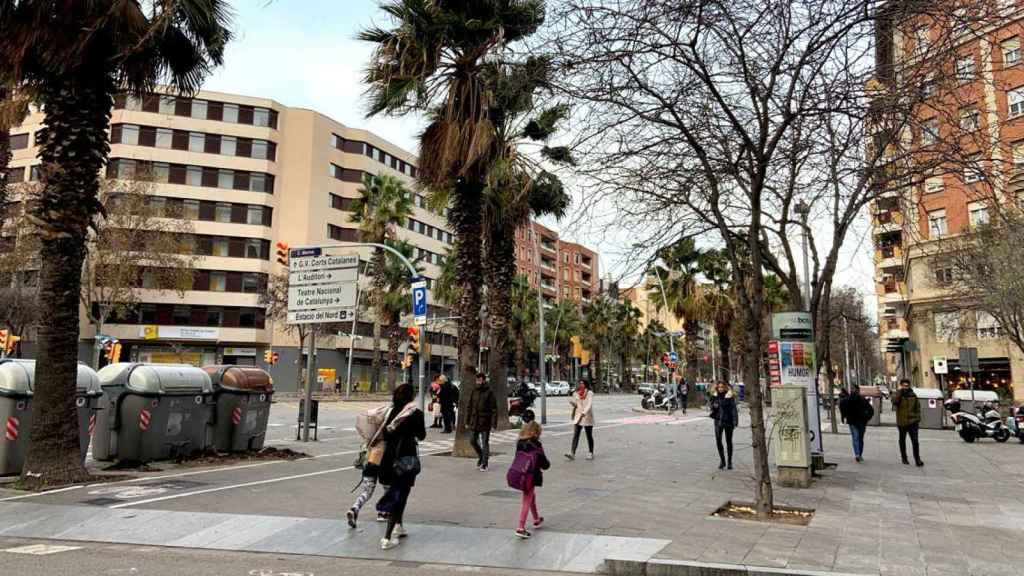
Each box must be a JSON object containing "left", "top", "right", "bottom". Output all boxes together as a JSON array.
[{"left": 565, "top": 379, "right": 595, "bottom": 460}]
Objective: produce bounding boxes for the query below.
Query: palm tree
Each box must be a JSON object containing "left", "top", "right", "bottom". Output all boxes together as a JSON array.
[
  {"left": 508, "top": 275, "right": 536, "bottom": 381},
  {"left": 649, "top": 238, "right": 706, "bottom": 384},
  {"left": 0, "top": 1, "right": 231, "bottom": 487},
  {"left": 375, "top": 239, "right": 423, "bottom": 389},
  {"left": 640, "top": 319, "right": 670, "bottom": 382},
  {"left": 546, "top": 299, "right": 581, "bottom": 380},
  {"left": 581, "top": 296, "right": 617, "bottom": 387},
  {"left": 361, "top": 0, "right": 546, "bottom": 456},
  {"left": 615, "top": 300, "right": 643, "bottom": 389},
  {"left": 349, "top": 172, "right": 413, "bottom": 391}
]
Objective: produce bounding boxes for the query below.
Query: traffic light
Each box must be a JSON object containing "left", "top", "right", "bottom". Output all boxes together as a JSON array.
[
  {"left": 401, "top": 354, "right": 413, "bottom": 370},
  {"left": 263, "top": 350, "right": 280, "bottom": 365},
  {"left": 0, "top": 332, "right": 17, "bottom": 355},
  {"left": 0, "top": 330, "right": 7, "bottom": 355},
  {"left": 109, "top": 341, "right": 121, "bottom": 363},
  {"left": 275, "top": 242, "right": 289, "bottom": 267},
  {"left": 407, "top": 326, "right": 420, "bottom": 354}
]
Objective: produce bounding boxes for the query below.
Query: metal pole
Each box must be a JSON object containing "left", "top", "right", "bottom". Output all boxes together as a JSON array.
[
  {"left": 534, "top": 228, "right": 547, "bottom": 424},
  {"left": 844, "top": 316, "right": 852, "bottom": 392},
  {"left": 345, "top": 288, "right": 360, "bottom": 398},
  {"left": 303, "top": 329, "right": 316, "bottom": 442},
  {"left": 652, "top": 268, "right": 676, "bottom": 399},
  {"left": 417, "top": 334, "right": 427, "bottom": 412},
  {"left": 710, "top": 324, "right": 717, "bottom": 382}
]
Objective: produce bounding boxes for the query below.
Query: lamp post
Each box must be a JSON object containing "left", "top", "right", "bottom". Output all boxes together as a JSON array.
[
  {"left": 652, "top": 267, "right": 676, "bottom": 396},
  {"left": 533, "top": 227, "right": 547, "bottom": 424}
]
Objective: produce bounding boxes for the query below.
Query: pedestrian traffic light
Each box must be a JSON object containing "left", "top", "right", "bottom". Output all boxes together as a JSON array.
[
  {"left": 3, "top": 334, "right": 18, "bottom": 355},
  {"left": 103, "top": 340, "right": 121, "bottom": 363},
  {"left": 275, "top": 242, "right": 289, "bottom": 267},
  {"left": 401, "top": 353, "right": 413, "bottom": 370},
  {"left": 263, "top": 350, "right": 279, "bottom": 365},
  {"left": 407, "top": 326, "right": 420, "bottom": 354},
  {"left": 0, "top": 330, "right": 7, "bottom": 355}
]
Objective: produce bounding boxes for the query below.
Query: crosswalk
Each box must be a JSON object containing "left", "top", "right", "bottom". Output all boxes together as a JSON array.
[{"left": 418, "top": 428, "right": 526, "bottom": 452}]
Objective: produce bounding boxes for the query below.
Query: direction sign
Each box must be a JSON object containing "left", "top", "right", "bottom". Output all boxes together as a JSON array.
[
  {"left": 958, "top": 347, "right": 979, "bottom": 372},
  {"left": 412, "top": 280, "right": 427, "bottom": 326},
  {"left": 287, "top": 308, "right": 354, "bottom": 325},
  {"left": 287, "top": 283, "right": 357, "bottom": 310},
  {"left": 288, "top": 267, "right": 358, "bottom": 287},
  {"left": 286, "top": 246, "right": 360, "bottom": 325}
]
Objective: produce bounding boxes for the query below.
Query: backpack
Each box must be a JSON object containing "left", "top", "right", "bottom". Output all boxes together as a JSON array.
[
  {"left": 506, "top": 448, "right": 538, "bottom": 492},
  {"left": 353, "top": 406, "right": 390, "bottom": 469}
]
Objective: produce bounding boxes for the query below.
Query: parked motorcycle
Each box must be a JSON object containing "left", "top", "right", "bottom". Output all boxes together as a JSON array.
[
  {"left": 641, "top": 389, "right": 672, "bottom": 411},
  {"left": 509, "top": 388, "right": 537, "bottom": 417},
  {"left": 946, "top": 398, "right": 1011, "bottom": 443},
  {"left": 1006, "top": 405, "right": 1024, "bottom": 444}
]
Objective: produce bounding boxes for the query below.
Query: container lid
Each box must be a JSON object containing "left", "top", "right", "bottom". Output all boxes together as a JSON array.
[
  {"left": 952, "top": 389, "right": 999, "bottom": 402},
  {"left": 912, "top": 387, "right": 944, "bottom": 399},
  {"left": 0, "top": 360, "right": 33, "bottom": 396},
  {"left": 99, "top": 363, "right": 212, "bottom": 395},
  {"left": 202, "top": 365, "right": 273, "bottom": 393}
]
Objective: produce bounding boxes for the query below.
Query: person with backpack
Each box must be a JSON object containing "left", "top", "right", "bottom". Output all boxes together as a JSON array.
[
  {"left": 466, "top": 370, "right": 497, "bottom": 471},
  {"left": 507, "top": 421, "right": 550, "bottom": 539},
  {"left": 838, "top": 384, "right": 874, "bottom": 462},
  {"left": 376, "top": 384, "right": 426, "bottom": 550}
]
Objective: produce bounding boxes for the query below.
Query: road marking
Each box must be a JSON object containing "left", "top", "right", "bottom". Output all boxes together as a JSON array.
[
  {"left": 0, "top": 485, "right": 83, "bottom": 502},
  {"left": 3, "top": 544, "right": 82, "bottom": 555}
]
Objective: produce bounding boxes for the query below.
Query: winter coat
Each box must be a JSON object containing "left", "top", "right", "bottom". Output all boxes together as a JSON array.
[
  {"left": 569, "top": 389, "right": 595, "bottom": 426},
  {"left": 839, "top": 393, "right": 874, "bottom": 427},
  {"left": 438, "top": 381, "right": 459, "bottom": 411},
  {"left": 515, "top": 439, "right": 551, "bottom": 487},
  {"left": 710, "top": 390, "right": 739, "bottom": 429},
  {"left": 378, "top": 407, "right": 426, "bottom": 486},
  {"left": 465, "top": 383, "right": 497, "bottom": 432},
  {"left": 892, "top": 388, "right": 921, "bottom": 427}
]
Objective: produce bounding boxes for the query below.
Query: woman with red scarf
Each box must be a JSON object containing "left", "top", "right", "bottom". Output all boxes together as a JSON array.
[{"left": 565, "top": 380, "right": 595, "bottom": 460}]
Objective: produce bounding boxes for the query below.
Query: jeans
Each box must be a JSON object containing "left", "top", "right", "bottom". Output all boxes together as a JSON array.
[
  {"left": 441, "top": 408, "right": 455, "bottom": 433},
  {"left": 898, "top": 423, "right": 922, "bottom": 464},
  {"left": 571, "top": 425, "right": 594, "bottom": 455},
  {"left": 470, "top": 430, "right": 490, "bottom": 467},
  {"left": 715, "top": 423, "right": 734, "bottom": 466},
  {"left": 849, "top": 424, "right": 866, "bottom": 458},
  {"left": 679, "top": 394, "right": 688, "bottom": 413},
  {"left": 518, "top": 486, "right": 539, "bottom": 530},
  {"left": 378, "top": 481, "right": 413, "bottom": 539}
]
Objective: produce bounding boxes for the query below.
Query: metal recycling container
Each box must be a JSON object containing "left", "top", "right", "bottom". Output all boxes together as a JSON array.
[
  {"left": 93, "top": 363, "right": 213, "bottom": 462},
  {"left": 203, "top": 365, "right": 274, "bottom": 452},
  {"left": 914, "top": 387, "right": 945, "bottom": 430},
  {"left": 952, "top": 389, "right": 1000, "bottom": 415},
  {"left": 0, "top": 360, "right": 33, "bottom": 475},
  {"left": 859, "top": 386, "right": 883, "bottom": 426}
]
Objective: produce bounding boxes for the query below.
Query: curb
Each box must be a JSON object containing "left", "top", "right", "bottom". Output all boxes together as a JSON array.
[{"left": 606, "top": 557, "right": 879, "bottom": 576}]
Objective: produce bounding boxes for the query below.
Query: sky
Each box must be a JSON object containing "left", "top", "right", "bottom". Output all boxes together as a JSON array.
[{"left": 203, "top": 0, "right": 879, "bottom": 316}]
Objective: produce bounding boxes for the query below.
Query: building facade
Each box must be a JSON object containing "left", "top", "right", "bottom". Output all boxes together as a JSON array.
[
  {"left": 872, "top": 6, "right": 1024, "bottom": 402},
  {"left": 513, "top": 220, "right": 598, "bottom": 307},
  {"left": 5, "top": 89, "right": 456, "bottom": 392}
]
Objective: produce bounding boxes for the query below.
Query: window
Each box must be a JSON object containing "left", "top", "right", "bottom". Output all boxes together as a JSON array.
[
  {"left": 214, "top": 202, "right": 232, "bottom": 223},
  {"left": 960, "top": 106, "right": 980, "bottom": 131},
  {"left": 8, "top": 133, "right": 29, "bottom": 150},
  {"left": 331, "top": 134, "right": 341, "bottom": 149},
  {"left": 935, "top": 311, "right": 960, "bottom": 342},
  {"left": 254, "top": 108, "right": 271, "bottom": 127},
  {"left": 245, "top": 238, "right": 264, "bottom": 258},
  {"left": 241, "top": 274, "right": 260, "bottom": 294},
  {"left": 1010, "top": 87, "right": 1024, "bottom": 119},
  {"left": 928, "top": 209, "right": 948, "bottom": 237},
  {"left": 152, "top": 161, "right": 170, "bottom": 183},
  {"left": 223, "top": 103, "right": 239, "bottom": 123},
  {"left": 206, "top": 308, "right": 222, "bottom": 326},
  {"left": 964, "top": 155, "right": 983, "bottom": 183},
  {"left": 124, "top": 96, "right": 143, "bottom": 111},
  {"left": 956, "top": 55, "right": 976, "bottom": 83},
  {"left": 249, "top": 173, "right": 268, "bottom": 192},
  {"left": 212, "top": 237, "right": 229, "bottom": 257},
  {"left": 239, "top": 309, "right": 257, "bottom": 328},
  {"left": 173, "top": 306, "right": 190, "bottom": 325},
  {"left": 189, "top": 132, "right": 205, "bottom": 153},
  {"left": 968, "top": 201, "right": 989, "bottom": 227},
  {"left": 121, "top": 125, "right": 140, "bottom": 145},
  {"left": 246, "top": 205, "right": 264, "bottom": 225},
  {"left": 914, "top": 27, "right": 930, "bottom": 54},
  {"left": 217, "top": 169, "right": 234, "bottom": 189},
  {"left": 921, "top": 119, "right": 938, "bottom": 145},
  {"left": 186, "top": 166, "right": 203, "bottom": 186},
  {"left": 1004, "top": 37, "right": 1021, "bottom": 66},
  {"left": 221, "top": 136, "right": 237, "bottom": 156},
  {"left": 977, "top": 311, "right": 1001, "bottom": 339},
  {"left": 921, "top": 74, "right": 936, "bottom": 99},
  {"left": 191, "top": 99, "right": 208, "bottom": 119},
  {"left": 252, "top": 141, "right": 268, "bottom": 160},
  {"left": 209, "top": 272, "right": 227, "bottom": 292},
  {"left": 183, "top": 199, "right": 200, "bottom": 220},
  {"left": 935, "top": 267, "right": 954, "bottom": 285},
  {"left": 159, "top": 96, "right": 177, "bottom": 115}
]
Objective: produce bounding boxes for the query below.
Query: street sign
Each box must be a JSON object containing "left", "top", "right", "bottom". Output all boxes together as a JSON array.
[
  {"left": 412, "top": 280, "right": 427, "bottom": 326},
  {"left": 958, "top": 347, "right": 979, "bottom": 372},
  {"left": 669, "top": 351, "right": 679, "bottom": 363},
  {"left": 286, "top": 246, "right": 359, "bottom": 325},
  {"left": 932, "top": 356, "right": 948, "bottom": 375},
  {"left": 772, "top": 312, "right": 814, "bottom": 342}
]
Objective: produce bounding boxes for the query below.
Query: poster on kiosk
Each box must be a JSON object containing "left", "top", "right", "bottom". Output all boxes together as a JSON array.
[{"left": 770, "top": 312, "right": 822, "bottom": 456}]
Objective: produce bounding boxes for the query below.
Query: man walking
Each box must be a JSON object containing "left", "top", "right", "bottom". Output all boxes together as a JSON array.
[
  {"left": 466, "top": 370, "right": 497, "bottom": 471},
  {"left": 438, "top": 375, "right": 458, "bottom": 434},
  {"left": 838, "top": 384, "right": 873, "bottom": 462},
  {"left": 676, "top": 376, "right": 689, "bottom": 415},
  {"left": 892, "top": 378, "right": 924, "bottom": 467}
]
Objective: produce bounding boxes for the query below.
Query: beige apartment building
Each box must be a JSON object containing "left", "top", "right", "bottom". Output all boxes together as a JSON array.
[
  {"left": 5, "top": 89, "right": 455, "bottom": 392},
  {"left": 872, "top": 6, "right": 1024, "bottom": 402}
]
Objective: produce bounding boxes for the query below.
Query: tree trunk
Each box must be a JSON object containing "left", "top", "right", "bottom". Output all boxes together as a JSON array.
[
  {"left": 21, "top": 74, "right": 113, "bottom": 488},
  {"left": 0, "top": 87, "right": 11, "bottom": 209},
  {"left": 484, "top": 231, "right": 515, "bottom": 430},
  {"left": 716, "top": 317, "right": 732, "bottom": 382},
  {"left": 683, "top": 318, "right": 700, "bottom": 385},
  {"left": 450, "top": 181, "right": 484, "bottom": 457},
  {"left": 372, "top": 319, "right": 382, "bottom": 392},
  {"left": 370, "top": 249, "right": 386, "bottom": 392},
  {"left": 592, "top": 346, "right": 602, "bottom": 388},
  {"left": 515, "top": 335, "right": 527, "bottom": 381},
  {"left": 387, "top": 323, "right": 400, "bottom": 390}
]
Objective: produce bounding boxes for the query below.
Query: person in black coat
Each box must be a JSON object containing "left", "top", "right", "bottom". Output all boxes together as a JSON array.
[
  {"left": 709, "top": 381, "right": 739, "bottom": 470},
  {"left": 437, "top": 375, "right": 459, "bottom": 434},
  {"left": 838, "top": 384, "right": 874, "bottom": 462},
  {"left": 376, "top": 384, "right": 426, "bottom": 550}
]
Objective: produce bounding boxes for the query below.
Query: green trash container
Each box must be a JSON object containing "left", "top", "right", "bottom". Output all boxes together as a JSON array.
[
  {"left": 93, "top": 363, "right": 213, "bottom": 462},
  {"left": 203, "top": 365, "right": 274, "bottom": 452},
  {"left": 0, "top": 360, "right": 33, "bottom": 476}
]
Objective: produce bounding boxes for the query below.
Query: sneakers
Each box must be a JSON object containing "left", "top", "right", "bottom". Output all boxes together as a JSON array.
[
  {"left": 718, "top": 462, "right": 726, "bottom": 470},
  {"left": 585, "top": 453, "right": 594, "bottom": 461},
  {"left": 478, "top": 464, "right": 488, "bottom": 472},
  {"left": 380, "top": 536, "right": 400, "bottom": 550},
  {"left": 376, "top": 512, "right": 389, "bottom": 522},
  {"left": 855, "top": 456, "right": 863, "bottom": 463},
  {"left": 727, "top": 463, "right": 733, "bottom": 470},
  {"left": 393, "top": 524, "right": 407, "bottom": 538},
  {"left": 564, "top": 453, "right": 575, "bottom": 461},
  {"left": 515, "top": 529, "right": 532, "bottom": 539},
  {"left": 346, "top": 508, "right": 358, "bottom": 529},
  {"left": 533, "top": 517, "right": 544, "bottom": 529},
  {"left": 915, "top": 461, "right": 925, "bottom": 467}
]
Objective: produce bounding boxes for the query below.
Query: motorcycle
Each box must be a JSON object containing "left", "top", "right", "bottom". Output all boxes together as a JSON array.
[
  {"left": 641, "top": 389, "right": 673, "bottom": 411},
  {"left": 1006, "top": 405, "right": 1024, "bottom": 444},
  {"left": 946, "top": 398, "right": 1011, "bottom": 443},
  {"left": 509, "top": 388, "right": 537, "bottom": 417}
]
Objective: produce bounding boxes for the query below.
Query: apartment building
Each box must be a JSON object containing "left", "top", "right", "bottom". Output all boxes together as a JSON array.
[
  {"left": 4, "top": 89, "right": 455, "bottom": 392},
  {"left": 513, "top": 220, "right": 598, "bottom": 307},
  {"left": 872, "top": 5, "right": 1024, "bottom": 401}
]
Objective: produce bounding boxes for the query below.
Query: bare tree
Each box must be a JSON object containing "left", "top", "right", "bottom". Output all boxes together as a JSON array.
[
  {"left": 0, "top": 190, "right": 41, "bottom": 352},
  {"left": 261, "top": 271, "right": 313, "bottom": 392}
]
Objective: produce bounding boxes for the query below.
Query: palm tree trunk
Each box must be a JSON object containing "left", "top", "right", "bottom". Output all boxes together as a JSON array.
[
  {"left": 515, "top": 336, "right": 526, "bottom": 380},
  {"left": 372, "top": 319, "right": 382, "bottom": 392},
  {"left": 683, "top": 318, "right": 700, "bottom": 385},
  {"left": 484, "top": 232, "right": 514, "bottom": 430},
  {"left": 371, "top": 249, "right": 386, "bottom": 392},
  {"left": 451, "top": 182, "right": 484, "bottom": 457},
  {"left": 593, "top": 347, "right": 602, "bottom": 387},
  {"left": 21, "top": 74, "right": 114, "bottom": 488},
  {"left": 387, "top": 323, "right": 400, "bottom": 390},
  {"left": 0, "top": 88, "right": 11, "bottom": 209}
]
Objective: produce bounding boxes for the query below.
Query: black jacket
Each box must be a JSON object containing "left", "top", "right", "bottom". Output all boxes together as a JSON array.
[
  {"left": 710, "top": 391, "right": 739, "bottom": 428},
  {"left": 438, "top": 382, "right": 459, "bottom": 410},
  {"left": 378, "top": 408, "right": 426, "bottom": 486},
  {"left": 515, "top": 439, "right": 551, "bottom": 487},
  {"left": 466, "top": 383, "right": 498, "bottom": 432},
  {"left": 839, "top": 393, "right": 874, "bottom": 426}
]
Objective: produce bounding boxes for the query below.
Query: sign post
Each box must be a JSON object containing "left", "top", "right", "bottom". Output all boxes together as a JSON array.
[
  {"left": 287, "top": 247, "right": 359, "bottom": 441},
  {"left": 771, "top": 312, "right": 822, "bottom": 461},
  {"left": 958, "top": 347, "right": 979, "bottom": 402},
  {"left": 411, "top": 279, "right": 428, "bottom": 411},
  {"left": 932, "top": 355, "right": 948, "bottom": 395}
]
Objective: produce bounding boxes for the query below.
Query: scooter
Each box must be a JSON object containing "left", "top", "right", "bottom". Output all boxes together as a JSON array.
[
  {"left": 1006, "top": 405, "right": 1024, "bottom": 444},
  {"left": 641, "top": 389, "right": 672, "bottom": 411},
  {"left": 946, "top": 398, "right": 1011, "bottom": 443}
]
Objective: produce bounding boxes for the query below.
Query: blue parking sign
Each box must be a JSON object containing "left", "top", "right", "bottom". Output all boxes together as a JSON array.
[{"left": 412, "top": 280, "right": 427, "bottom": 325}]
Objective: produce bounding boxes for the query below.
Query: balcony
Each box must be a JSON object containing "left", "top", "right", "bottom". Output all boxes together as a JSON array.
[
  {"left": 540, "top": 281, "right": 557, "bottom": 293},
  {"left": 877, "top": 280, "right": 907, "bottom": 303},
  {"left": 580, "top": 257, "right": 592, "bottom": 270},
  {"left": 873, "top": 210, "right": 903, "bottom": 233},
  {"left": 874, "top": 245, "right": 903, "bottom": 270},
  {"left": 540, "top": 239, "right": 557, "bottom": 254},
  {"left": 885, "top": 327, "right": 910, "bottom": 340},
  {"left": 540, "top": 258, "right": 556, "bottom": 272}
]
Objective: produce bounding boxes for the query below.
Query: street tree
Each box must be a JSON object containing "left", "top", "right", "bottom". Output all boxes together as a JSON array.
[
  {"left": 376, "top": 239, "right": 423, "bottom": 389},
  {"left": 508, "top": 274, "right": 536, "bottom": 381},
  {"left": 261, "top": 271, "right": 314, "bottom": 394},
  {"left": 362, "top": 0, "right": 551, "bottom": 456},
  {"left": 0, "top": 1, "right": 232, "bottom": 488},
  {"left": 0, "top": 188, "right": 40, "bottom": 352},
  {"left": 546, "top": 298, "right": 581, "bottom": 381},
  {"left": 350, "top": 172, "right": 413, "bottom": 391},
  {"left": 648, "top": 238, "right": 708, "bottom": 385},
  {"left": 81, "top": 176, "right": 199, "bottom": 368},
  {"left": 581, "top": 294, "right": 616, "bottom": 387},
  {"left": 614, "top": 299, "right": 643, "bottom": 389}
]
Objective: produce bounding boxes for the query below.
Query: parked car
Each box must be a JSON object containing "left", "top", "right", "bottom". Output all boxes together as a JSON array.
[{"left": 547, "top": 381, "right": 571, "bottom": 396}]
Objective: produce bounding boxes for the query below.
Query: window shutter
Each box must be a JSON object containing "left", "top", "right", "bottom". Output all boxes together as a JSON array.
[
  {"left": 226, "top": 271, "right": 243, "bottom": 292},
  {"left": 139, "top": 127, "right": 157, "bottom": 147},
  {"left": 193, "top": 270, "right": 210, "bottom": 291},
  {"left": 262, "top": 206, "right": 273, "bottom": 226},
  {"left": 228, "top": 238, "right": 245, "bottom": 258},
  {"left": 171, "top": 130, "right": 189, "bottom": 150},
  {"left": 231, "top": 204, "right": 247, "bottom": 223},
  {"left": 205, "top": 134, "right": 221, "bottom": 154}
]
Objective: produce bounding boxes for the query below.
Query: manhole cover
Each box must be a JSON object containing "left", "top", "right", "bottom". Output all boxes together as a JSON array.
[
  {"left": 481, "top": 489, "right": 521, "bottom": 499},
  {"left": 82, "top": 498, "right": 122, "bottom": 507}
]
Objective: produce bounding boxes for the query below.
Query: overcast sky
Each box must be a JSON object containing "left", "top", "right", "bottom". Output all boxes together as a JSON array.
[{"left": 203, "top": 0, "right": 878, "bottom": 315}]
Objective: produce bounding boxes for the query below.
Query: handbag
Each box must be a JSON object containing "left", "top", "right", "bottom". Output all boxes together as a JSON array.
[
  {"left": 367, "top": 442, "right": 385, "bottom": 466},
  {"left": 392, "top": 435, "right": 421, "bottom": 478}
]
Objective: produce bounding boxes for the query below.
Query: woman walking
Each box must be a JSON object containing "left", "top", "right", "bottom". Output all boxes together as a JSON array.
[
  {"left": 377, "top": 383, "right": 426, "bottom": 550},
  {"left": 508, "top": 421, "right": 550, "bottom": 539},
  {"left": 565, "top": 380, "right": 595, "bottom": 461},
  {"left": 709, "top": 381, "right": 739, "bottom": 470}
]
